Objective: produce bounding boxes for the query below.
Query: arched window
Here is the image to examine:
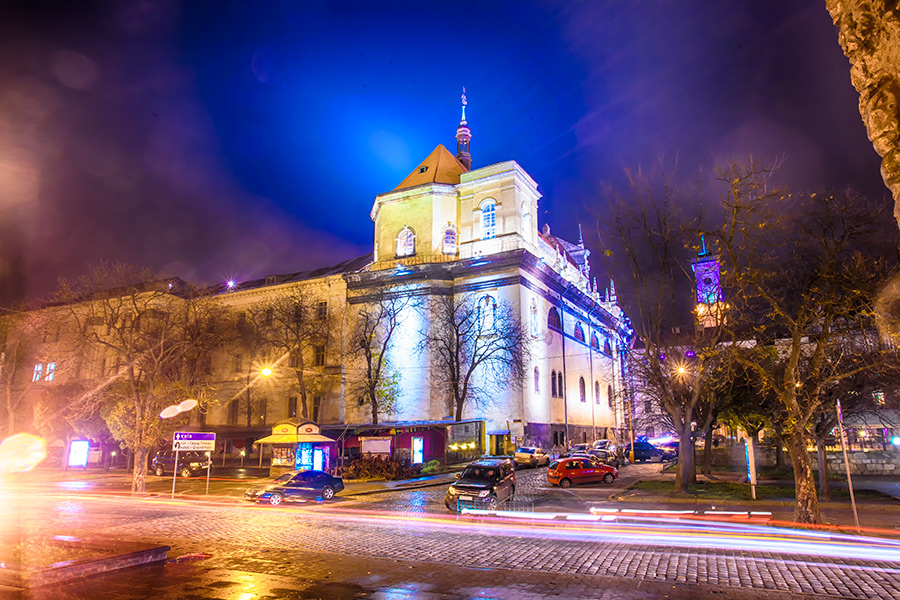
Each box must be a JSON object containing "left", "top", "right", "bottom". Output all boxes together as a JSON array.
[
  {"left": 534, "top": 366, "right": 540, "bottom": 392},
  {"left": 574, "top": 324, "right": 585, "bottom": 343},
  {"left": 590, "top": 333, "right": 600, "bottom": 350},
  {"left": 557, "top": 372, "right": 564, "bottom": 399},
  {"left": 607, "top": 384, "right": 614, "bottom": 409},
  {"left": 478, "top": 295, "right": 496, "bottom": 332},
  {"left": 396, "top": 226, "right": 416, "bottom": 257},
  {"left": 480, "top": 199, "right": 496, "bottom": 239},
  {"left": 442, "top": 225, "right": 457, "bottom": 255},
  {"left": 547, "top": 307, "right": 561, "bottom": 331},
  {"left": 579, "top": 377, "right": 586, "bottom": 403},
  {"left": 604, "top": 340, "right": 612, "bottom": 355},
  {"left": 594, "top": 381, "right": 600, "bottom": 404},
  {"left": 551, "top": 370, "right": 557, "bottom": 397}
]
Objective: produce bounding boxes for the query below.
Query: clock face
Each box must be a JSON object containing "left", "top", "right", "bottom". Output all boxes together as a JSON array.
[{"left": 693, "top": 258, "right": 721, "bottom": 304}]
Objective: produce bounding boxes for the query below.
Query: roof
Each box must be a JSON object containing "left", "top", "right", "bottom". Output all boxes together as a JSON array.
[
  {"left": 392, "top": 145, "right": 468, "bottom": 192},
  {"left": 219, "top": 253, "right": 373, "bottom": 293},
  {"left": 255, "top": 433, "right": 335, "bottom": 444}
]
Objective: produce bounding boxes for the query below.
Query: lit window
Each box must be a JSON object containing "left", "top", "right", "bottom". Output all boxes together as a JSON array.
[
  {"left": 32, "top": 363, "right": 43, "bottom": 382},
  {"left": 46, "top": 362, "right": 56, "bottom": 382},
  {"left": 396, "top": 226, "right": 416, "bottom": 257},
  {"left": 443, "top": 226, "right": 457, "bottom": 255},
  {"left": 480, "top": 200, "right": 496, "bottom": 240},
  {"left": 579, "top": 377, "right": 586, "bottom": 403}
]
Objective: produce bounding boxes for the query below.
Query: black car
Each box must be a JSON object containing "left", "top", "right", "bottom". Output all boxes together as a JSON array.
[
  {"left": 445, "top": 458, "right": 516, "bottom": 511},
  {"left": 623, "top": 441, "right": 663, "bottom": 462},
  {"left": 244, "top": 470, "right": 344, "bottom": 505},
  {"left": 151, "top": 451, "right": 211, "bottom": 477}
]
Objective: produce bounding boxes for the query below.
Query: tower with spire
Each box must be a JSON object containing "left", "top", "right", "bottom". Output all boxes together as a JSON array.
[{"left": 455, "top": 87, "right": 472, "bottom": 170}]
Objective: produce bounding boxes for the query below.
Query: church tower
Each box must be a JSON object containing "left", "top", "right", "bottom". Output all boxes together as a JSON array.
[
  {"left": 691, "top": 235, "right": 724, "bottom": 329},
  {"left": 455, "top": 88, "right": 472, "bottom": 171}
]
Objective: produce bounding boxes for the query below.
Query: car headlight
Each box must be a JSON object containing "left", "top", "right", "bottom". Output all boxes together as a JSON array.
[
  {"left": 190, "top": 462, "right": 200, "bottom": 468},
  {"left": 447, "top": 486, "right": 457, "bottom": 495},
  {"left": 478, "top": 490, "right": 490, "bottom": 497}
]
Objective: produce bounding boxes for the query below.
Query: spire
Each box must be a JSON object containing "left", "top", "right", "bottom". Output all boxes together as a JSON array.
[
  {"left": 455, "top": 87, "right": 472, "bottom": 171},
  {"left": 698, "top": 234, "right": 709, "bottom": 257},
  {"left": 609, "top": 278, "right": 617, "bottom": 303},
  {"left": 577, "top": 223, "right": 584, "bottom": 246}
]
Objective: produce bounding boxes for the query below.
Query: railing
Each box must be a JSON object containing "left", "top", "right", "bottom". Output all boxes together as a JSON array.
[{"left": 454, "top": 497, "right": 535, "bottom": 515}]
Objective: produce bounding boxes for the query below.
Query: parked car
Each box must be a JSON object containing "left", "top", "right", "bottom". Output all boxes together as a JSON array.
[
  {"left": 591, "top": 439, "right": 617, "bottom": 453},
  {"left": 569, "top": 443, "right": 591, "bottom": 454},
  {"left": 547, "top": 457, "right": 618, "bottom": 488},
  {"left": 656, "top": 440, "right": 679, "bottom": 461},
  {"left": 151, "top": 451, "right": 211, "bottom": 477},
  {"left": 586, "top": 448, "right": 622, "bottom": 468},
  {"left": 513, "top": 447, "right": 550, "bottom": 468},
  {"left": 623, "top": 441, "right": 664, "bottom": 462},
  {"left": 244, "top": 470, "right": 344, "bottom": 505},
  {"left": 445, "top": 458, "right": 516, "bottom": 511}
]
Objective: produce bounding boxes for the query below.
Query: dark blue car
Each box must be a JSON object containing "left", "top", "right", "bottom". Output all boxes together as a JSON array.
[{"left": 244, "top": 470, "right": 344, "bottom": 505}]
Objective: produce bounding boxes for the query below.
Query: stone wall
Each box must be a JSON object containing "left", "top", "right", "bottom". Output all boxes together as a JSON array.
[
  {"left": 827, "top": 1, "right": 900, "bottom": 224},
  {"left": 819, "top": 450, "right": 900, "bottom": 475}
]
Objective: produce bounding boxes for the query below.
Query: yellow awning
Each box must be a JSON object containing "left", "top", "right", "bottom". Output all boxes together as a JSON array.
[{"left": 254, "top": 433, "right": 334, "bottom": 444}]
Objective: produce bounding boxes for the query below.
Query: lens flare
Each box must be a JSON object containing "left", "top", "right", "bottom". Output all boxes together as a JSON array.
[{"left": 0, "top": 433, "right": 46, "bottom": 473}]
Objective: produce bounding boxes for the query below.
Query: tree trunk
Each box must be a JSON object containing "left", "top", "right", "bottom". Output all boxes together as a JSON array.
[
  {"left": 370, "top": 394, "right": 379, "bottom": 425},
  {"left": 131, "top": 446, "right": 148, "bottom": 493},
  {"left": 673, "top": 423, "right": 694, "bottom": 494},
  {"left": 702, "top": 429, "right": 713, "bottom": 476},
  {"left": 816, "top": 436, "right": 831, "bottom": 501},
  {"left": 787, "top": 432, "right": 820, "bottom": 523}
]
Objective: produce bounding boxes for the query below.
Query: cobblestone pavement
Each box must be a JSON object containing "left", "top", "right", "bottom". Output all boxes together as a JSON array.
[{"left": 4, "top": 465, "right": 900, "bottom": 600}]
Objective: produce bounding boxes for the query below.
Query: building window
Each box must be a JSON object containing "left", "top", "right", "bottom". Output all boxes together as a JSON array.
[
  {"left": 289, "top": 351, "right": 300, "bottom": 368},
  {"left": 228, "top": 400, "right": 239, "bottom": 425},
  {"left": 396, "top": 226, "right": 416, "bottom": 257},
  {"left": 534, "top": 367, "right": 540, "bottom": 392},
  {"left": 574, "top": 324, "right": 585, "bottom": 343},
  {"left": 604, "top": 340, "right": 612, "bottom": 355},
  {"left": 547, "top": 308, "right": 561, "bottom": 331},
  {"left": 594, "top": 381, "right": 600, "bottom": 404},
  {"left": 233, "top": 354, "right": 243, "bottom": 373},
  {"left": 591, "top": 333, "right": 599, "bottom": 350},
  {"left": 46, "top": 362, "right": 56, "bottom": 382},
  {"left": 443, "top": 226, "right": 457, "bottom": 254},
  {"left": 32, "top": 363, "right": 43, "bottom": 383},
  {"left": 608, "top": 384, "right": 614, "bottom": 409},
  {"left": 265, "top": 308, "right": 274, "bottom": 325},
  {"left": 557, "top": 372, "right": 564, "bottom": 399},
  {"left": 579, "top": 377, "right": 586, "bottom": 403},
  {"left": 288, "top": 396, "right": 298, "bottom": 418},
  {"left": 478, "top": 295, "right": 496, "bottom": 331},
  {"left": 551, "top": 370, "right": 557, "bottom": 397},
  {"left": 313, "top": 395, "right": 322, "bottom": 422},
  {"left": 644, "top": 400, "right": 652, "bottom": 413},
  {"left": 316, "top": 301, "right": 327, "bottom": 320},
  {"left": 314, "top": 345, "right": 325, "bottom": 367},
  {"left": 480, "top": 200, "right": 496, "bottom": 239},
  {"left": 874, "top": 391, "right": 885, "bottom": 406}
]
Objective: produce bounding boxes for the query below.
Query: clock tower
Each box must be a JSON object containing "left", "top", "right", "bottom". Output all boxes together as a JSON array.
[{"left": 691, "top": 235, "right": 724, "bottom": 329}]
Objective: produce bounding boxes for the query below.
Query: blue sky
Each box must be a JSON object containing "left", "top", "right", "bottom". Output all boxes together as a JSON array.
[{"left": 0, "top": 1, "right": 885, "bottom": 302}]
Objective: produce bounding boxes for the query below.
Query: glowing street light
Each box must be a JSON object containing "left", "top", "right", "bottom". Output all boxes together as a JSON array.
[{"left": 260, "top": 367, "right": 272, "bottom": 377}]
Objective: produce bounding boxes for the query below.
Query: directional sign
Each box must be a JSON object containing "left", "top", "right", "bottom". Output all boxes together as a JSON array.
[{"left": 172, "top": 431, "right": 216, "bottom": 452}]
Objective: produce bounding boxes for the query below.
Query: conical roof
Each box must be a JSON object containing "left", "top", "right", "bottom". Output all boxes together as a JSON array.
[{"left": 392, "top": 145, "right": 468, "bottom": 192}]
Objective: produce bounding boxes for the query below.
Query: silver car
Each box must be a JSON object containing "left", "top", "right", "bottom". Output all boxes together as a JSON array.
[{"left": 513, "top": 446, "right": 550, "bottom": 468}]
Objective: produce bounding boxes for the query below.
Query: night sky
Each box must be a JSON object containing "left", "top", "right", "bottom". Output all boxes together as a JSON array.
[{"left": 0, "top": 0, "right": 887, "bottom": 305}]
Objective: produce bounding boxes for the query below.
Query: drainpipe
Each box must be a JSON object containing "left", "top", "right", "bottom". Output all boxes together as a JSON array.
[
  {"left": 559, "top": 284, "right": 573, "bottom": 449},
  {"left": 588, "top": 306, "right": 599, "bottom": 442}
]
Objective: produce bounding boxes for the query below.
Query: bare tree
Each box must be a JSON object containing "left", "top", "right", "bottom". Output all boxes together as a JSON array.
[
  {"left": 347, "top": 288, "right": 413, "bottom": 425},
  {"left": 265, "top": 289, "right": 334, "bottom": 421},
  {"left": 51, "top": 263, "right": 220, "bottom": 492},
  {"left": 426, "top": 292, "right": 530, "bottom": 422},
  {"left": 601, "top": 166, "right": 727, "bottom": 494},
  {"left": 715, "top": 162, "right": 898, "bottom": 523}
]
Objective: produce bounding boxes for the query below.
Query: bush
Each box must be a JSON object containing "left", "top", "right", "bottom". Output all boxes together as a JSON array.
[
  {"left": 420, "top": 459, "right": 441, "bottom": 475},
  {"left": 343, "top": 454, "right": 417, "bottom": 481}
]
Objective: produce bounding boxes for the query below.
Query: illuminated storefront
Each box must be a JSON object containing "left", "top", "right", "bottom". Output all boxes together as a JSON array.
[{"left": 254, "top": 420, "right": 336, "bottom": 477}]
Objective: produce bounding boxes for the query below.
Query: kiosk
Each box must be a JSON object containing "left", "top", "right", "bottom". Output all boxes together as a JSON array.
[{"left": 254, "top": 420, "right": 336, "bottom": 477}]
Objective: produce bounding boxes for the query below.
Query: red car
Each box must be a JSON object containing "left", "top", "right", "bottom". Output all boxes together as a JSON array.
[{"left": 547, "top": 457, "right": 617, "bottom": 488}]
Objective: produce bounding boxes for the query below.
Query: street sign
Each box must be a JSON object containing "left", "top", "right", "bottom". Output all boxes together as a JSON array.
[{"left": 172, "top": 431, "right": 216, "bottom": 452}]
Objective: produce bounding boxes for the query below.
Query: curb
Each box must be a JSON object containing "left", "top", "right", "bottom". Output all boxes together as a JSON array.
[{"left": 608, "top": 493, "right": 900, "bottom": 512}]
